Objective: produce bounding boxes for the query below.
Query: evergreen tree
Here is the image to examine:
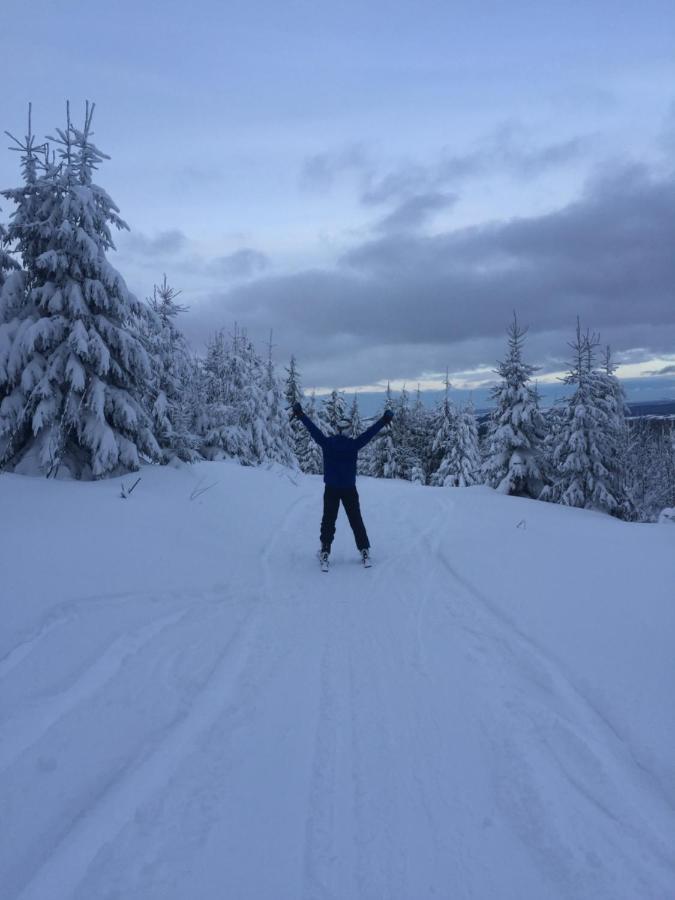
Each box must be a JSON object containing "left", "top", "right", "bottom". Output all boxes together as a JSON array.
[
  {"left": 347, "top": 393, "right": 369, "bottom": 475},
  {"left": 543, "top": 322, "right": 622, "bottom": 514},
  {"left": 346, "top": 393, "right": 362, "bottom": 438},
  {"left": 320, "top": 388, "right": 348, "bottom": 434},
  {"left": 541, "top": 403, "right": 565, "bottom": 490},
  {"left": 409, "top": 384, "right": 431, "bottom": 484},
  {"left": 298, "top": 389, "right": 323, "bottom": 474},
  {"left": 429, "top": 376, "right": 458, "bottom": 486},
  {"left": 0, "top": 103, "right": 159, "bottom": 478},
  {"left": 142, "top": 275, "right": 199, "bottom": 464},
  {"left": 0, "top": 108, "right": 46, "bottom": 413},
  {"left": 392, "top": 385, "right": 418, "bottom": 480},
  {"left": 284, "top": 355, "right": 305, "bottom": 464},
  {"left": 453, "top": 401, "right": 482, "bottom": 487},
  {"left": 199, "top": 329, "right": 241, "bottom": 459},
  {"left": 0, "top": 218, "right": 19, "bottom": 295},
  {"left": 261, "top": 332, "right": 296, "bottom": 467},
  {"left": 183, "top": 352, "right": 207, "bottom": 448},
  {"left": 626, "top": 417, "right": 675, "bottom": 520},
  {"left": 368, "top": 384, "right": 396, "bottom": 478},
  {"left": 482, "top": 314, "right": 546, "bottom": 497},
  {"left": 199, "top": 328, "right": 295, "bottom": 468},
  {"left": 592, "top": 346, "right": 633, "bottom": 518},
  {"left": 0, "top": 218, "right": 22, "bottom": 405}
]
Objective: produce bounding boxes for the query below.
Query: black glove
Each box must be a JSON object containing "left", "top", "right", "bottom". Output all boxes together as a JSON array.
[
  {"left": 292, "top": 401, "right": 304, "bottom": 418},
  {"left": 383, "top": 409, "right": 394, "bottom": 423}
]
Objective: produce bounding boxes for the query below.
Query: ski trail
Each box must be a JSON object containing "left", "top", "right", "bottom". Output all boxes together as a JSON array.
[
  {"left": 0, "top": 605, "right": 79, "bottom": 679},
  {"left": 348, "top": 608, "right": 410, "bottom": 900},
  {"left": 14, "top": 599, "right": 262, "bottom": 900},
  {"left": 0, "top": 587, "right": 197, "bottom": 679},
  {"left": 420, "top": 502, "right": 675, "bottom": 894},
  {"left": 302, "top": 595, "right": 350, "bottom": 900},
  {"left": 0, "top": 607, "right": 190, "bottom": 773}
]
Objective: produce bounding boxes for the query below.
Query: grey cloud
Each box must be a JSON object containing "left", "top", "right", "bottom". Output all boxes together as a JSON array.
[
  {"left": 375, "top": 192, "right": 457, "bottom": 234},
  {"left": 361, "top": 126, "right": 590, "bottom": 206},
  {"left": 117, "top": 230, "right": 270, "bottom": 287},
  {"left": 205, "top": 249, "right": 270, "bottom": 279},
  {"left": 300, "top": 144, "right": 372, "bottom": 191},
  {"left": 173, "top": 164, "right": 225, "bottom": 187},
  {"left": 122, "top": 229, "right": 188, "bottom": 257},
  {"left": 647, "top": 364, "right": 675, "bottom": 375},
  {"left": 181, "top": 163, "right": 675, "bottom": 388}
]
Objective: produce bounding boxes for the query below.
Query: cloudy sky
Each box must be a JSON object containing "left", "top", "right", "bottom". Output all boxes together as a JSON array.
[{"left": 2, "top": 0, "right": 675, "bottom": 397}]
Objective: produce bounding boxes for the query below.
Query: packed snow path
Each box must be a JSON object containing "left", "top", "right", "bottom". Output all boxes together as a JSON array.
[{"left": 1, "top": 463, "right": 674, "bottom": 899}]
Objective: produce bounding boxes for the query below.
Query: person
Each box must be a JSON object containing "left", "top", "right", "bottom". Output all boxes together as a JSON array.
[{"left": 292, "top": 401, "right": 394, "bottom": 567}]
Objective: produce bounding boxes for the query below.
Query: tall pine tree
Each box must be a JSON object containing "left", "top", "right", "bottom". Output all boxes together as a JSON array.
[
  {"left": 482, "top": 314, "right": 546, "bottom": 497},
  {"left": 261, "top": 332, "right": 296, "bottom": 468},
  {"left": 368, "top": 383, "right": 396, "bottom": 478},
  {"left": 429, "top": 375, "right": 458, "bottom": 486},
  {"left": 0, "top": 103, "right": 159, "bottom": 477},
  {"left": 543, "top": 322, "right": 623, "bottom": 514},
  {"left": 285, "top": 354, "right": 305, "bottom": 466},
  {"left": 141, "top": 275, "right": 199, "bottom": 464},
  {"left": 320, "top": 389, "right": 348, "bottom": 434},
  {"left": 298, "top": 389, "right": 323, "bottom": 474}
]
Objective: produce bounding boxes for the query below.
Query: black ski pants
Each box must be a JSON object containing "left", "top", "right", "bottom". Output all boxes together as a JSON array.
[{"left": 320, "top": 486, "right": 370, "bottom": 552}]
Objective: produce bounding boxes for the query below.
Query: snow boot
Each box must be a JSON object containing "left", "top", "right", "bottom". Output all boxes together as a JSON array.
[
  {"left": 361, "top": 548, "right": 372, "bottom": 568},
  {"left": 320, "top": 550, "right": 330, "bottom": 573}
]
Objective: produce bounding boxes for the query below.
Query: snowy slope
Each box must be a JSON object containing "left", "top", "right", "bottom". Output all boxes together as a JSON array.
[{"left": 1, "top": 462, "right": 674, "bottom": 900}]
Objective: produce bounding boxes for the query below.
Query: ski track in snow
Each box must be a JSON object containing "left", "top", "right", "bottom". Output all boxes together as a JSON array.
[
  {"left": 13, "top": 594, "right": 263, "bottom": 900},
  {"left": 417, "top": 496, "right": 675, "bottom": 897},
  {"left": 0, "top": 607, "right": 199, "bottom": 774},
  {"left": 2, "top": 477, "right": 674, "bottom": 899}
]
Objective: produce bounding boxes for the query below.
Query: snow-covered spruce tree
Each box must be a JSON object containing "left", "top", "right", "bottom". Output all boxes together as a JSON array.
[
  {"left": 182, "top": 352, "right": 207, "bottom": 449},
  {"left": 284, "top": 354, "right": 306, "bottom": 465},
  {"left": 320, "top": 388, "right": 348, "bottom": 434},
  {"left": 409, "top": 385, "right": 431, "bottom": 483},
  {"left": 391, "top": 386, "right": 418, "bottom": 480},
  {"left": 346, "top": 392, "right": 369, "bottom": 475},
  {"left": 452, "top": 401, "right": 482, "bottom": 487},
  {"left": 199, "top": 328, "right": 244, "bottom": 460},
  {"left": 368, "top": 384, "right": 396, "bottom": 478},
  {"left": 141, "top": 275, "right": 199, "bottom": 464},
  {"left": 541, "top": 402, "right": 564, "bottom": 490},
  {"left": 0, "top": 110, "right": 45, "bottom": 416},
  {"left": 261, "top": 332, "right": 296, "bottom": 468},
  {"left": 200, "top": 328, "right": 295, "bottom": 468},
  {"left": 298, "top": 389, "right": 323, "bottom": 474},
  {"left": 346, "top": 392, "right": 363, "bottom": 438},
  {"left": 482, "top": 314, "right": 546, "bottom": 497},
  {"left": 543, "top": 322, "right": 624, "bottom": 515},
  {"left": 0, "top": 103, "right": 159, "bottom": 477},
  {"left": 236, "top": 331, "right": 271, "bottom": 466},
  {"left": 0, "top": 217, "right": 22, "bottom": 407},
  {"left": 0, "top": 218, "right": 19, "bottom": 296},
  {"left": 626, "top": 417, "right": 675, "bottom": 520},
  {"left": 429, "top": 376, "right": 458, "bottom": 486},
  {"left": 591, "top": 346, "right": 633, "bottom": 518}
]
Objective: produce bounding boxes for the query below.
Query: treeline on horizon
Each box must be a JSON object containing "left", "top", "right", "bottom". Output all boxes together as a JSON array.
[{"left": 0, "top": 105, "right": 673, "bottom": 523}]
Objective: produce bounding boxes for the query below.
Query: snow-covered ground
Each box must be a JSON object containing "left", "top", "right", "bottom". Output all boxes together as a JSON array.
[{"left": 1, "top": 461, "right": 674, "bottom": 900}]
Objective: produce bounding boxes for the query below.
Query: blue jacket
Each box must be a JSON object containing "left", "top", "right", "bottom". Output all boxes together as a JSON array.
[{"left": 299, "top": 415, "right": 389, "bottom": 488}]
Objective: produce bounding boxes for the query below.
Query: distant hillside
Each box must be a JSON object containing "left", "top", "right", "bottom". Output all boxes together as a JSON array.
[{"left": 626, "top": 399, "right": 675, "bottom": 418}]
